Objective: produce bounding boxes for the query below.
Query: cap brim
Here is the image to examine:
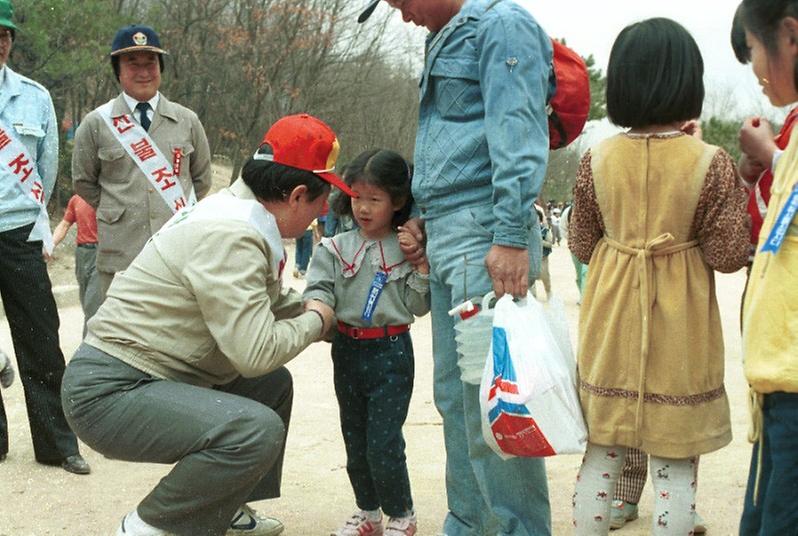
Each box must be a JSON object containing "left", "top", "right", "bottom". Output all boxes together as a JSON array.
[
  {"left": 318, "top": 172, "right": 357, "bottom": 198},
  {"left": 357, "top": 0, "right": 381, "bottom": 23},
  {"left": 0, "top": 20, "right": 17, "bottom": 31},
  {"left": 110, "top": 45, "right": 169, "bottom": 56}
]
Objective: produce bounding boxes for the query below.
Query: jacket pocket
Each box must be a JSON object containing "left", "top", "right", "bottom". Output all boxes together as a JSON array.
[
  {"left": 96, "top": 205, "right": 127, "bottom": 259},
  {"left": 96, "top": 205, "right": 125, "bottom": 225},
  {"left": 429, "top": 57, "right": 481, "bottom": 120},
  {"left": 97, "top": 146, "right": 129, "bottom": 182},
  {"left": 13, "top": 123, "right": 44, "bottom": 156}
]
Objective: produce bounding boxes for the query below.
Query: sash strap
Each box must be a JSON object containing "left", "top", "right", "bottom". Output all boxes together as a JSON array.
[
  {"left": 602, "top": 233, "right": 699, "bottom": 443},
  {"left": 0, "top": 119, "right": 54, "bottom": 253}
]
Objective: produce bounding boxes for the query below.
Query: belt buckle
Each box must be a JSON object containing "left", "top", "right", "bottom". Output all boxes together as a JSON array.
[{"left": 350, "top": 327, "right": 361, "bottom": 339}]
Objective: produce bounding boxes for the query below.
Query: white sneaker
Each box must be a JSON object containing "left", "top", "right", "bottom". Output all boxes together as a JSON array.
[
  {"left": 115, "top": 511, "right": 167, "bottom": 536},
  {"left": 384, "top": 513, "right": 417, "bottom": 536},
  {"left": 228, "top": 504, "right": 284, "bottom": 536},
  {"left": 330, "top": 510, "right": 384, "bottom": 536}
]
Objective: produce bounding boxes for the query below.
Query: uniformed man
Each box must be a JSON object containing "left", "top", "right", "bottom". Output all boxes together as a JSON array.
[
  {"left": 0, "top": 0, "right": 89, "bottom": 474},
  {"left": 72, "top": 24, "right": 212, "bottom": 300}
]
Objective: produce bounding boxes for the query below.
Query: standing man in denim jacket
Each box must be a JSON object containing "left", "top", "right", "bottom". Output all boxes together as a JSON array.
[
  {"left": 359, "top": 1, "right": 553, "bottom": 534},
  {"left": 0, "top": 0, "right": 89, "bottom": 474}
]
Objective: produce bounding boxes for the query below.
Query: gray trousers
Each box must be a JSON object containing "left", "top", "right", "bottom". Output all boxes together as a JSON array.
[
  {"left": 97, "top": 269, "right": 114, "bottom": 304},
  {"left": 74, "top": 244, "right": 101, "bottom": 336},
  {"left": 61, "top": 343, "right": 292, "bottom": 536}
]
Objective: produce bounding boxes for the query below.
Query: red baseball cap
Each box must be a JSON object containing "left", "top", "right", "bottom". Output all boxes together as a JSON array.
[{"left": 255, "top": 114, "right": 355, "bottom": 197}]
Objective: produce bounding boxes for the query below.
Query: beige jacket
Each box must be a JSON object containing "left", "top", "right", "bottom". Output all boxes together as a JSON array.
[
  {"left": 72, "top": 93, "right": 212, "bottom": 273},
  {"left": 85, "top": 180, "right": 322, "bottom": 387}
]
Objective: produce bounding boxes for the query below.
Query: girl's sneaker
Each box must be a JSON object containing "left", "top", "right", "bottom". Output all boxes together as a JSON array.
[
  {"left": 330, "top": 510, "right": 383, "bottom": 536},
  {"left": 384, "top": 513, "right": 417, "bottom": 536}
]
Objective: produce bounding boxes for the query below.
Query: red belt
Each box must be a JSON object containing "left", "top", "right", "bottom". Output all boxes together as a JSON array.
[{"left": 337, "top": 321, "right": 410, "bottom": 340}]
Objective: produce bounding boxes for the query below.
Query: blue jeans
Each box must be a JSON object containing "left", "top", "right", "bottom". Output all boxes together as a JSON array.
[
  {"left": 425, "top": 204, "right": 550, "bottom": 536},
  {"left": 294, "top": 229, "right": 313, "bottom": 273},
  {"left": 740, "top": 392, "right": 798, "bottom": 536}
]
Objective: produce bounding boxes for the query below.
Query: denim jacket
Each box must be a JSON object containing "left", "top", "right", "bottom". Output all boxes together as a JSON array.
[
  {"left": 0, "top": 66, "right": 58, "bottom": 235},
  {"left": 413, "top": 0, "right": 553, "bottom": 248}
]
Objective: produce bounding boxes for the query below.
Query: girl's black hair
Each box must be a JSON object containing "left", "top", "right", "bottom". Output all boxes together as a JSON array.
[
  {"left": 241, "top": 145, "right": 330, "bottom": 202},
  {"left": 606, "top": 18, "right": 704, "bottom": 128},
  {"left": 732, "top": 4, "right": 752, "bottom": 63},
  {"left": 331, "top": 149, "right": 413, "bottom": 228},
  {"left": 741, "top": 0, "right": 798, "bottom": 89}
]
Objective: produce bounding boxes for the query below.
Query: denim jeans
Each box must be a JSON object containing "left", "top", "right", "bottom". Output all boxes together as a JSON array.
[
  {"left": 425, "top": 204, "right": 550, "bottom": 536},
  {"left": 740, "top": 392, "right": 798, "bottom": 536},
  {"left": 332, "top": 331, "right": 415, "bottom": 517},
  {"left": 294, "top": 229, "right": 314, "bottom": 273}
]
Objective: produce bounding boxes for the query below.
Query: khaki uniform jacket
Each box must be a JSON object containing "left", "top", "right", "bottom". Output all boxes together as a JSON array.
[
  {"left": 571, "top": 133, "right": 749, "bottom": 459},
  {"left": 72, "top": 93, "right": 212, "bottom": 274},
  {"left": 85, "top": 179, "right": 322, "bottom": 387}
]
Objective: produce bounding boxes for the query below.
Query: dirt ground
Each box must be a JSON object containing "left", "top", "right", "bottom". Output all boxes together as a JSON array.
[{"left": 0, "top": 202, "right": 752, "bottom": 535}]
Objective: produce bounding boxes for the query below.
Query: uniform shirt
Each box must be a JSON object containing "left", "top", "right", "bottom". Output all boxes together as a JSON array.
[
  {"left": 121, "top": 91, "right": 159, "bottom": 126},
  {"left": 303, "top": 229, "right": 430, "bottom": 327},
  {"left": 63, "top": 194, "right": 98, "bottom": 245},
  {"left": 0, "top": 66, "right": 58, "bottom": 235}
]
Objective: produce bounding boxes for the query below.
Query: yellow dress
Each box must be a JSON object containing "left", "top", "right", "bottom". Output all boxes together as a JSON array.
[{"left": 570, "top": 132, "right": 750, "bottom": 459}]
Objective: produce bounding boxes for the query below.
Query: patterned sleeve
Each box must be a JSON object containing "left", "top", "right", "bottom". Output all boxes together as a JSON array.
[
  {"left": 691, "top": 149, "right": 751, "bottom": 273},
  {"left": 568, "top": 150, "right": 605, "bottom": 264}
]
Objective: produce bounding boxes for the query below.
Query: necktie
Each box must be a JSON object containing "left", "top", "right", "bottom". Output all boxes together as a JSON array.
[{"left": 135, "top": 102, "right": 151, "bottom": 132}]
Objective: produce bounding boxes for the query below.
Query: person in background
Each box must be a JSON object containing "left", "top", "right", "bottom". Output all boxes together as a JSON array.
[
  {"left": 72, "top": 24, "right": 212, "bottom": 301},
  {"left": 52, "top": 193, "right": 101, "bottom": 335},
  {"left": 550, "top": 207, "right": 562, "bottom": 246},
  {"left": 530, "top": 207, "right": 552, "bottom": 299},
  {"left": 293, "top": 224, "right": 314, "bottom": 279}
]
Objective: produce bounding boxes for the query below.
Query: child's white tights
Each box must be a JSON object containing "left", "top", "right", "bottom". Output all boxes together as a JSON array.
[{"left": 573, "top": 443, "right": 698, "bottom": 535}]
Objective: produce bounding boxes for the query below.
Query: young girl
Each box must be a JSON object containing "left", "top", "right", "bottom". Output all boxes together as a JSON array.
[
  {"left": 736, "top": 1, "right": 798, "bottom": 533},
  {"left": 568, "top": 18, "right": 750, "bottom": 535},
  {"left": 303, "top": 149, "right": 430, "bottom": 536}
]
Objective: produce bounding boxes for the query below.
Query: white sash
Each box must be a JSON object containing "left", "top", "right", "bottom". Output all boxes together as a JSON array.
[
  {"left": 98, "top": 100, "right": 196, "bottom": 214},
  {"left": 160, "top": 193, "right": 287, "bottom": 278},
  {"left": 0, "top": 119, "right": 53, "bottom": 253}
]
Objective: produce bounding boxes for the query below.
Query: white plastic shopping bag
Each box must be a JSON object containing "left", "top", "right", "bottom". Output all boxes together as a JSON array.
[{"left": 480, "top": 293, "right": 587, "bottom": 459}]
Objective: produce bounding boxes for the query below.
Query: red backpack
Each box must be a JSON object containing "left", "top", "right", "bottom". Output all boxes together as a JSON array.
[{"left": 486, "top": 0, "right": 591, "bottom": 149}]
